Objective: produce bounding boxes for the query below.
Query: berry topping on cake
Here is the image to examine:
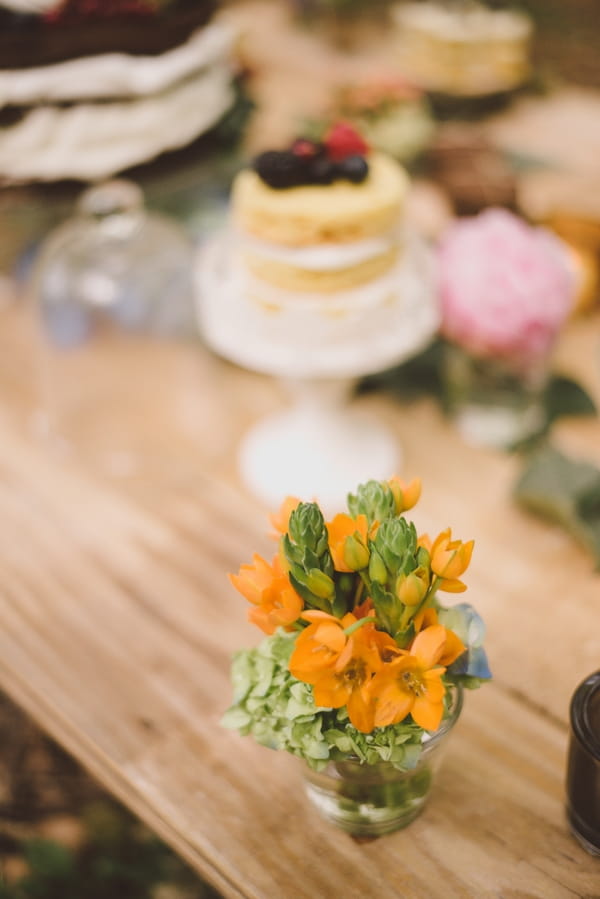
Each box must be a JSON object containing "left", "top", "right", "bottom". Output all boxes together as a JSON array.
[
  {"left": 253, "top": 125, "right": 370, "bottom": 190},
  {"left": 324, "top": 121, "right": 369, "bottom": 163},
  {"left": 338, "top": 154, "right": 369, "bottom": 183},
  {"left": 254, "top": 151, "right": 304, "bottom": 189},
  {"left": 291, "top": 138, "right": 320, "bottom": 159}
]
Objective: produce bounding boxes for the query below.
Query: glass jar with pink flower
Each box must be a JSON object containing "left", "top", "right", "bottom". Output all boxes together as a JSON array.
[{"left": 437, "top": 208, "right": 576, "bottom": 449}]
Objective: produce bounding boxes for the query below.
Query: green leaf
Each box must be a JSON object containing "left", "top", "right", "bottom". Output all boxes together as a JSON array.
[
  {"left": 544, "top": 375, "right": 597, "bottom": 424},
  {"left": 514, "top": 443, "right": 600, "bottom": 567},
  {"left": 356, "top": 339, "right": 445, "bottom": 402},
  {"left": 357, "top": 344, "right": 597, "bottom": 453}
]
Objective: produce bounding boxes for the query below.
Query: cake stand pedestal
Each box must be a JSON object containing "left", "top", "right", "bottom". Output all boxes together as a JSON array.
[{"left": 196, "top": 230, "right": 439, "bottom": 511}]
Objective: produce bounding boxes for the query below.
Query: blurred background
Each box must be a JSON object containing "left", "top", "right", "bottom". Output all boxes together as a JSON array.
[{"left": 0, "top": 1, "right": 598, "bottom": 896}]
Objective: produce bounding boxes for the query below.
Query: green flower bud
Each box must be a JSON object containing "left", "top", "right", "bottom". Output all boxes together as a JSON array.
[
  {"left": 347, "top": 480, "right": 396, "bottom": 525},
  {"left": 417, "top": 545, "right": 431, "bottom": 569},
  {"left": 372, "top": 519, "right": 418, "bottom": 579},
  {"left": 395, "top": 571, "right": 427, "bottom": 606},
  {"left": 288, "top": 503, "right": 329, "bottom": 558},
  {"left": 368, "top": 548, "right": 388, "bottom": 584},
  {"left": 343, "top": 534, "right": 370, "bottom": 571},
  {"left": 301, "top": 568, "right": 336, "bottom": 600}
]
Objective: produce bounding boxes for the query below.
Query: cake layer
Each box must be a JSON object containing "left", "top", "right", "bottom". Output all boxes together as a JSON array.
[
  {"left": 0, "top": 63, "right": 234, "bottom": 182},
  {"left": 0, "top": 1, "right": 217, "bottom": 69},
  {"left": 196, "top": 231, "right": 439, "bottom": 381},
  {"left": 231, "top": 153, "right": 408, "bottom": 247},
  {"left": 237, "top": 232, "right": 399, "bottom": 270},
  {"left": 242, "top": 246, "right": 400, "bottom": 293}
]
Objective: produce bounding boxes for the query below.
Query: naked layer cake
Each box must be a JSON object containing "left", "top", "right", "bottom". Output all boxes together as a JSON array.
[
  {"left": 392, "top": 1, "right": 533, "bottom": 97},
  {"left": 231, "top": 123, "right": 409, "bottom": 297},
  {"left": 0, "top": 0, "right": 239, "bottom": 183},
  {"left": 197, "top": 124, "right": 437, "bottom": 379}
]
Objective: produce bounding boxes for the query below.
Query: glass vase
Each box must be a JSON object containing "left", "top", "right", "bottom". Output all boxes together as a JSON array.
[
  {"left": 302, "top": 687, "right": 463, "bottom": 837},
  {"left": 443, "top": 344, "right": 549, "bottom": 450}
]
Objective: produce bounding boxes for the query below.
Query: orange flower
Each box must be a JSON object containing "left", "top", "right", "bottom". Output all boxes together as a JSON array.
[
  {"left": 413, "top": 608, "right": 465, "bottom": 667},
  {"left": 430, "top": 528, "right": 474, "bottom": 593},
  {"left": 326, "top": 513, "right": 370, "bottom": 572},
  {"left": 309, "top": 622, "right": 384, "bottom": 733},
  {"left": 289, "top": 611, "right": 349, "bottom": 682},
  {"left": 388, "top": 476, "right": 422, "bottom": 514},
  {"left": 269, "top": 495, "right": 301, "bottom": 538},
  {"left": 354, "top": 597, "right": 375, "bottom": 619},
  {"left": 229, "top": 554, "right": 303, "bottom": 635},
  {"left": 229, "top": 554, "right": 278, "bottom": 606},
  {"left": 371, "top": 625, "right": 448, "bottom": 731}
]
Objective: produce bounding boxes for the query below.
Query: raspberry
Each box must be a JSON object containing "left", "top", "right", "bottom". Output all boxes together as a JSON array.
[
  {"left": 291, "top": 138, "right": 321, "bottom": 159},
  {"left": 324, "top": 122, "right": 369, "bottom": 163}
]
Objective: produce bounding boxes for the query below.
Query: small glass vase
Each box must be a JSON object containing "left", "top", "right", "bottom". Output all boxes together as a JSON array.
[
  {"left": 302, "top": 686, "right": 463, "bottom": 837},
  {"left": 443, "top": 344, "right": 549, "bottom": 450}
]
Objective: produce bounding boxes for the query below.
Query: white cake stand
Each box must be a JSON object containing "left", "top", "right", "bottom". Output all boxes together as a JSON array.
[{"left": 195, "top": 230, "right": 439, "bottom": 512}]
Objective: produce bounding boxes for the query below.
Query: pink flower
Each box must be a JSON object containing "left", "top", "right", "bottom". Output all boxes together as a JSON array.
[{"left": 438, "top": 209, "right": 575, "bottom": 365}]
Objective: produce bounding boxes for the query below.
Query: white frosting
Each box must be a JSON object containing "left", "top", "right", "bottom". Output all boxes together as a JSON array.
[
  {"left": 196, "top": 230, "right": 439, "bottom": 380},
  {"left": 0, "top": 63, "right": 234, "bottom": 181},
  {"left": 236, "top": 230, "right": 400, "bottom": 271},
  {"left": 0, "top": 0, "right": 59, "bottom": 11},
  {"left": 0, "top": 23, "right": 235, "bottom": 107}
]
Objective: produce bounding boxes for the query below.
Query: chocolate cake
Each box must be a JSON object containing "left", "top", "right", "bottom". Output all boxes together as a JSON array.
[
  {"left": 0, "top": 0, "right": 240, "bottom": 183},
  {"left": 0, "top": 0, "right": 217, "bottom": 68}
]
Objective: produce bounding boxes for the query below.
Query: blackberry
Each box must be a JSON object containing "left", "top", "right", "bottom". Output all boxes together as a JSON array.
[
  {"left": 308, "top": 156, "right": 337, "bottom": 185},
  {"left": 253, "top": 151, "right": 303, "bottom": 189},
  {"left": 339, "top": 155, "right": 369, "bottom": 184}
]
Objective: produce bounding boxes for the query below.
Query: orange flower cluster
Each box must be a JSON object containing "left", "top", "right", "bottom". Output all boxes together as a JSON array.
[
  {"left": 289, "top": 611, "right": 464, "bottom": 733},
  {"left": 229, "top": 476, "right": 475, "bottom": 734}
]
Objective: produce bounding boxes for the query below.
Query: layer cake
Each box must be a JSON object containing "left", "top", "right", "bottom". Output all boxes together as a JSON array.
[
  {"left": 231, "top": 125, "right": 408, "bottom": 297},
  {"left": 392, "top": 1, "right": 532, "bottom": 97},
  {"left": 197, "top": 125, "right": 438, "bottom": 380},
  {"left": 0, "top": 0, "right": 239, "bottom": 182}
]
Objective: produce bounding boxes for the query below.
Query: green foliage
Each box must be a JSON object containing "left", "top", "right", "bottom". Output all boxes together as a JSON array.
[
  {"left": 221, "top": 632, "right": 426, "bottom": 771},
  {"left": 514, "top": 443, "right": 600, "bottom": 568},
  {"left": 358, "top": 343, "right": 600, "bottom": 565},
  {"left": 283, "top": 502, "right": 337, "bottom": 612},
  {"left": 356, "top": 340, "right": 597, "bottom": 441}
]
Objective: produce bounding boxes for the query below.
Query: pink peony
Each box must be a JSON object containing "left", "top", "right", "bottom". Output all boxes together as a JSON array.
[{"left": 438, "top": 208, "right": 575, "bottom": 365}]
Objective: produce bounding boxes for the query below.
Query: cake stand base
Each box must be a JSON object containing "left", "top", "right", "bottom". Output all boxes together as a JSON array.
[{"left": 239, "top": 379, "right": 399, "bottom": 513}]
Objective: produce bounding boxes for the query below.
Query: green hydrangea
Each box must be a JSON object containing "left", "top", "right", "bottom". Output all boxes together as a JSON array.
[{"left": 221, "top": 632, "right": 425, "bottom": 771}]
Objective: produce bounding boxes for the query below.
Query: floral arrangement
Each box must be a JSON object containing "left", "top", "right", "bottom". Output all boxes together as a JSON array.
[
  {"left": 222, "top": 477, "right": 491, "bottom": 773},
  {"left": 438, "top": 208, "right": 575, "bottom": 367}
]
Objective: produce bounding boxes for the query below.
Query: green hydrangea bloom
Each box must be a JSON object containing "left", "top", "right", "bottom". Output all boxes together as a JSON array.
[{"left": 221, "top": 632, "right": 425, "bottom": 771}]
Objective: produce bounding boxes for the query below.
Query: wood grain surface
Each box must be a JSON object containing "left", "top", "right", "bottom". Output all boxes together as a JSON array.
[
  {"left": 0, "top": 2, "right": 599, "bottom": 891},
  {"left": 0, "top": 289, "right": 598, "bottom": 897}
]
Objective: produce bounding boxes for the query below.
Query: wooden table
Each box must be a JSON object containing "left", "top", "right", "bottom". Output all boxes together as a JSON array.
[
  {"left": 0, "top": 282, "right": 598, "bottom": 897},
  {"left": 0, "top": 3, "right": 599, "bottom": 891}
]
